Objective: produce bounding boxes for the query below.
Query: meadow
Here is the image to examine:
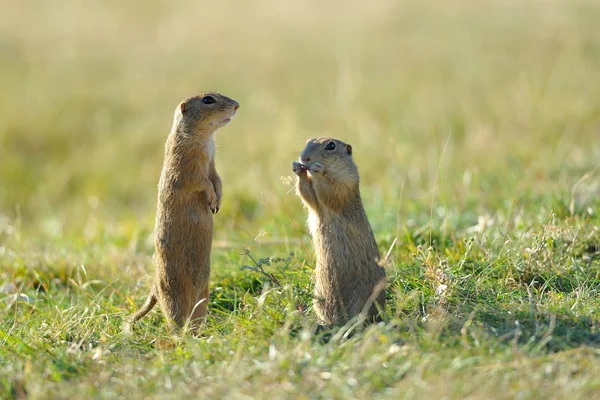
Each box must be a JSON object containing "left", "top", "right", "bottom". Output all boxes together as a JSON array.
[{"left": 1, "top": 0, "right": 600, "bottom": 398}]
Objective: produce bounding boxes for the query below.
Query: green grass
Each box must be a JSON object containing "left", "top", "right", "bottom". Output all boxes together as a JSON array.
[{"left": 1, "top": 0, "right": 600, "bottom": 398}]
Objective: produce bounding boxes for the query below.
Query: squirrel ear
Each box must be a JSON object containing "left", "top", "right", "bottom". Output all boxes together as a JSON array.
[
  {"left": 180, "top": 102, "right": 188, "bottom": 114},
  {"left": 346, "top": 144, "right": 352, "bottom": 155}
]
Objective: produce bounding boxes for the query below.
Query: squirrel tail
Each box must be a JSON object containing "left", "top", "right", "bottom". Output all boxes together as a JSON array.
[{"left": 123, "top": 287, "right": 158, "bottom": 334}]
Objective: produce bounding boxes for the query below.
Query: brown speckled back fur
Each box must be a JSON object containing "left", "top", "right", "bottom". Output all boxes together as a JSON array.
[{"left": 292, "top": 137, "right": 386, "bottom": 325}]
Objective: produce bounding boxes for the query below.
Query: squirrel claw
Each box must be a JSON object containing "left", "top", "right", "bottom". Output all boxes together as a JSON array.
[
  {"left": 292, "top": 161, "right": 308, "bottom": 176},
  {"left": 207, "top": 189, "right": 218, "bottom": 213}
]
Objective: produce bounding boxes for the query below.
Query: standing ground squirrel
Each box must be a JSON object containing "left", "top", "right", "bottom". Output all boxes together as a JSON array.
[
  {"left": 293, "top": 137, "right": 386, "bottom": 325},
  {"left": 126, "top": 92, "right": 239, "bottom": 333}
]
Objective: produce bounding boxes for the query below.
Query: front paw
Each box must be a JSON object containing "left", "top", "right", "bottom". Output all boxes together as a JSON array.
[
  {"left": 292, "top": 161, "right": 308, "bottom": 176},
  {"left": 206, "top": 187, "right": 218, "bottom": 214},
  {"left": 308, "top": 162, "right": 324, "bottom": 174}
]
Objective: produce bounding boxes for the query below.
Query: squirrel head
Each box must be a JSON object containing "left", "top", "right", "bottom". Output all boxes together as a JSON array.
[
  {"left": 173, "top": 92, "right": 239, "bottom": 137},
  {"left": 299, "top": 137, "right": 359, "bottom": 183}
]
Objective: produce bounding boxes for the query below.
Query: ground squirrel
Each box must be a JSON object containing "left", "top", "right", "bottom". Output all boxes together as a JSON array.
[
  {"left": 293, "top": 137, "right": 386, "bottom": 325},
  {"left": 127, "top": 92, "right": 239, "bottom": 333}
]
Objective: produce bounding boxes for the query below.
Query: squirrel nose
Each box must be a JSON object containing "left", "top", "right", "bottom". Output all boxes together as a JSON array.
[{"left": 234, "top": 103, "right": 240, "bottom": 110}]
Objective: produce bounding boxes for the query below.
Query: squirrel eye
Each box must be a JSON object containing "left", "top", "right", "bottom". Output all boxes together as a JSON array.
[
  {"left": 202, "top": 96, "right": 216, "bottom": 104},
  {"left": 324, "top": 141, "right": 336, "bottom": 150}
]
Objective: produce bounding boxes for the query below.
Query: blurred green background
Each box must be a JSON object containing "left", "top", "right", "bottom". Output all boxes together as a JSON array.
[{"left": 1, "top": 0, "right": 598, "bottom": 248}]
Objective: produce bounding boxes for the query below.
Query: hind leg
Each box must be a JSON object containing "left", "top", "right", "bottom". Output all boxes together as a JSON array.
[
  {"left": 189, "top": 284, "right": 209, "bottom": 332},
  {"left": 157, "top": 285, "right": 192, "bottom": 330}
]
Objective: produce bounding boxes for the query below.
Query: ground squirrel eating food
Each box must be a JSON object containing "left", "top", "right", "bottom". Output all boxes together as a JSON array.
[
  {"left": 293, "top": 137, "right": 386, "bottom": 325},
  {"left": 127, "top": 92, "right": 239, "bottom": 333}
]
